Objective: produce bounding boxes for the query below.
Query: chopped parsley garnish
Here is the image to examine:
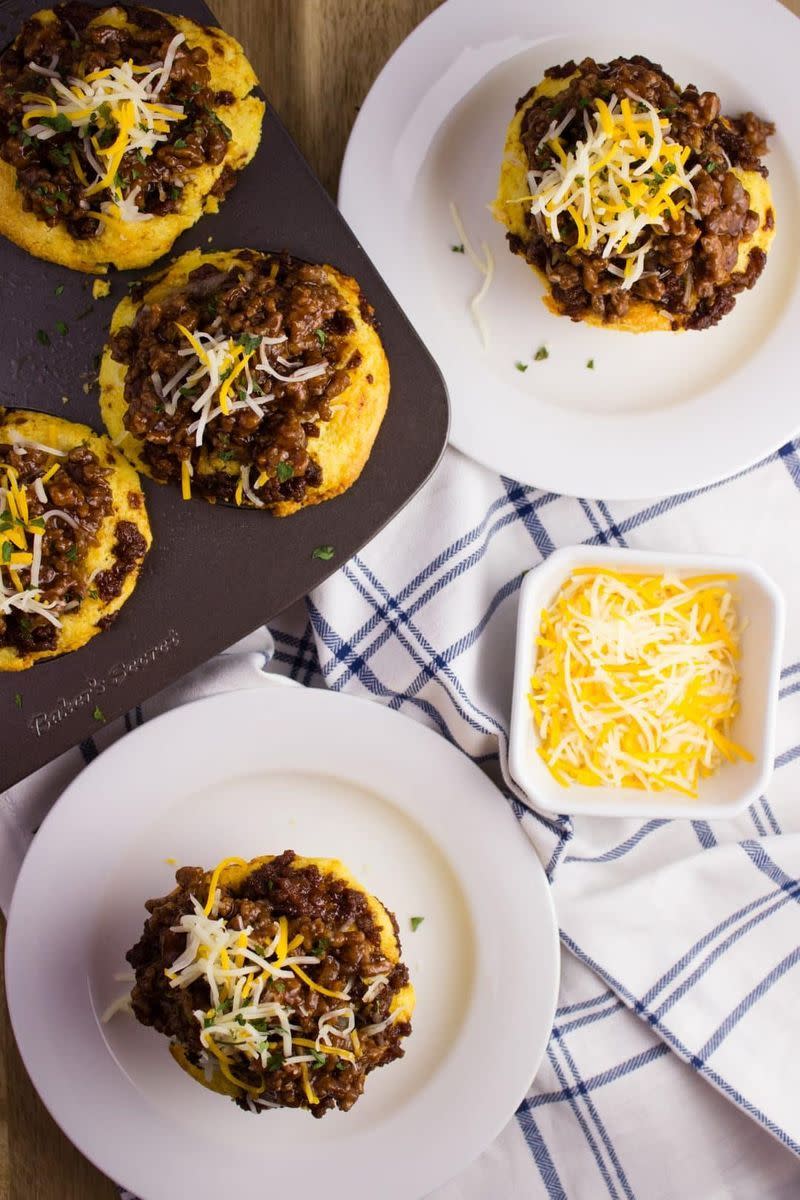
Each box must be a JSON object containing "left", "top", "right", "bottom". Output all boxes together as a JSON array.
[
  {"left": 311, "top": 937, "right": 329, "bottom": 957},
  {"left": 312, "top": 545, "right": 335, "bottom": 561},
  {"left": 706, "top": 161, "right": 718, "bottom": 173},
  {"left": 310, "top": 1048, "right": 327, "bottom": 1068},
  {"left": 534, "top": 345, "right": 549, "bottom": 361},
  {"left": 315, "top": 327, "right": 327, "bottom": 346},
  {"left": 88, "top": 589, "right": 99, "bottom": 600},
  {"left": 206, "top": 109, "right": 232, "bottom": 140},
  {"left": 272, "top": 979, "right": 286, "bottom": 993},
  {"left": 451, "top": 243, "right": 465, "bottom": 253},
  {"left": 93, "top": 706, "right": 105, "bottom": 723},
  {"left": 276, "top": 461, "right": 294, "bottom": 483},
  {"left": 577, "top": 97, "right": 591, "bottom": 108},
  {"left": 36, "top": 329, "right": 50, "bottom": 347},
  {"left": 266, "top": 1051, "right": 283, "bottom": 1071},
  {"left": 236, "top": 332, "right": 262, "bottom": 354},
  {"left": 514, "top": 361, "right": 528, "bottom": 373},
  {"left": 13, "top": 693, "right": 22, "bottom": 709},
  {"left": 663, "top": 162, "right": 677, "bottom": 177},
  {"left": 410, "top": 916, "right": 424, "bottom": 932},
  {"left": 48, "top": 145, "right": 70, "bottom": 166},
  {"left": 218, "top": 449, "right": 236, "bottom": 462},
  {"left": 168, "top": 185, "right": 181, "bottom": 200},
  {"left": 575, "top": 174, "right": 585, "bottom": 186},
  {"left": 174, "top": 137, "right": 187, "bottom": 148},
  {"left": 1, "top": 542, "right": 11, "bottom": 563},
  {"left": 54, "top": 284, "right": 64, "bottom": 296},
  {"left": 55, "top": 321, "right": 68, "bottom": 337},
  {"left": 65, "top": 544, "right": 78, "bottom": 562},
  {"left": 587, "top": 358, "right": 595, "bottom": 370},
  {"left": 40, "top": 113, "right": 71, "bottom": 133}
]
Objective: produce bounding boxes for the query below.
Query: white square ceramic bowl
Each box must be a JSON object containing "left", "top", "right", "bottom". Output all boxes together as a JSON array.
[{"left": 509, "top": 546, "right": 785, "bottom": 820}]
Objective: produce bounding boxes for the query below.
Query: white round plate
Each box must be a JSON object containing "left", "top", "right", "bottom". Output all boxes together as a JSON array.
[
  {"left": 339, "top": 0, "right": 800, "bottom": 499},
  {"left": 6, "top": 687, "right": 559, "bottom": 1200}
]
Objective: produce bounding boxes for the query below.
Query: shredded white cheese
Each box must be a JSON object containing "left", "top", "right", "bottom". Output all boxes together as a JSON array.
[
  {"left": 529, "top": 568, "right": 753, "bottom": 796},
  {"left": 155, "top": 860, "right": 407, "bottom": 1097},
  {"left": 449, "top": 201, "right": 494, "bottom": 348},
  {"left": 22, "top": 31, "right": 187, "bottom": 221},
  {"left": 524, "top": 94, "right": 702, "bottom": 290}
]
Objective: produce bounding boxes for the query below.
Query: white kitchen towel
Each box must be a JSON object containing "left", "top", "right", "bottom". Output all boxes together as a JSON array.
[
  {"left": 269, "top": 443, "right": 800, "bottom": 1200},
  {"left": 3, "top": 440, "right": 800, "bottom": 1200}
]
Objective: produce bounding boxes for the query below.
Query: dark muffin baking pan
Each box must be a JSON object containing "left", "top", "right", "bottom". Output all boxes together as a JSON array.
[{"left": 0, "top": 0, "right": 449, "bottom": 790}]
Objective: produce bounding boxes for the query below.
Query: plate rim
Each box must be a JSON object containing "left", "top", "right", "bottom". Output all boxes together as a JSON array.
[{"left": 5, "top": 685, "right": 560, "bottom": 1200}]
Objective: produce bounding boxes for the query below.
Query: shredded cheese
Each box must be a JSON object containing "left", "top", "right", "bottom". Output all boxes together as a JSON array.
[
  {"left": 523, "top": 93, "right": 701, "bottom": 289},
  {"left": 0, "top": 460, "right": 72, "bottom": 626},
  {"left": 449, "top": 201, "right": 494, "bottom": 348},
  {"left": 158, "top": 856, "right": 406, "bottom": 1103},
  {"left": 168, "top": 323, "right": 324, "bottom": 498},
  {"left": 23, "top": 32, "right": 186, "bottom": 221},
  {"left": 529, "top": 569, "right": 753, "bottom": 796}
]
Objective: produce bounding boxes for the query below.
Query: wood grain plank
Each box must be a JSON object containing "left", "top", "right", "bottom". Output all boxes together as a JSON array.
[{"left": 213, "top": 0, "right": 444, "bottom": 194}]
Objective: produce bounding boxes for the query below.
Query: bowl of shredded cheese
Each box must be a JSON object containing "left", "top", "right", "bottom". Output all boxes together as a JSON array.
[{"left": 509, "top": 547, "right": 784, "bottom": 819}]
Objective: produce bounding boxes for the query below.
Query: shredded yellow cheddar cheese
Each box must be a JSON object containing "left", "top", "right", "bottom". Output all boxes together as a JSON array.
[{"left": 529, "top": 569, "right": 753, "bottom": 796}]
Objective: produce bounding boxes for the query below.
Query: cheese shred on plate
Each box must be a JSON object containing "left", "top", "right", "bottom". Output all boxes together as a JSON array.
[
  {"left": 526, "top": 94, "right": 702, "bottom": 289},
  {"left": 529, "top": 569, "right": 753, "bottom": 796}
]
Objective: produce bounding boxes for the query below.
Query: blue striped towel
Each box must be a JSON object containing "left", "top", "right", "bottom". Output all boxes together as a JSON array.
[
  {"left": 270, "top": 444, "right": 800, "bottom": 1199},
  {"left": 3, "top": 441, "right": 800, "bottom": 1199}
]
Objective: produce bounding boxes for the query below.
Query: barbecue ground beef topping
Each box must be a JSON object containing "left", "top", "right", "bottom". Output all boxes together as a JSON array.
[
  {"left": 508, "top": 56, "right": 775, "bottom": 329},
  {"left": 110, "top": 253, "right": 369, "bottom": 506},
  {"left": 0, "top": 3, "right": 238, "bottom": 233},
  {"left": 127, "top": 851, "right": 413, "bottom": 1116},
  {"left": 0, "top": 433, "right": 115, "bottom": 654}
]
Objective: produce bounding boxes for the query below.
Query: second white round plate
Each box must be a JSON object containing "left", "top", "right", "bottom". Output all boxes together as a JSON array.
[
  {"left": 339, "top": 0, "right": 800, "bottom": 499},
  {"left": 6, "top": 686, "right": 559, "bottom": 1200}
]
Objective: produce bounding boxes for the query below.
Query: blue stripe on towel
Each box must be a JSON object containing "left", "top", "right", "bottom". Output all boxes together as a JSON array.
[
  {"left": 554, "top": 1031, "right": 636, "bottom": 1200},
  {"left": 545, "top": 1044, "right": 622, "bottom": 1198},
  {"left": 697, "top": 945, "right": 800, "bottom": 1061},
  {"left": 532, "top": 1045, "right": 669, "bottom": 1109},
  {"left": 516, "top": 1100, "right": 569, "bottom": 1199},
  {"left": 560, "top": 931, "right": 800, "bottom": 1155},
  {"left": 564, "top": 819, "right": 668, "bottom": 864}
]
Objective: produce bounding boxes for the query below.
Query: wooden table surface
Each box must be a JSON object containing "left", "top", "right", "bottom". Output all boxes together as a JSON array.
[
  {"left": 0, "top": 2, "right": 441, "bottom": 1196},
  {"left": 2, "top": 1, "right": 798, "bottom": 1196}
]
